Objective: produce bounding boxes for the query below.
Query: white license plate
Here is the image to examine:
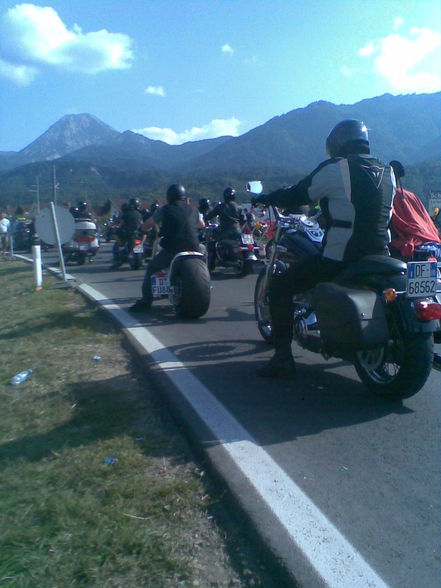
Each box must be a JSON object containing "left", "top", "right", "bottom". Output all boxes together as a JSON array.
[
  {"left": 151, "top": 276, "right": 169, "bottom": 297},
  {"left": 406, "top": 261, "right": 437, "bottom": 298},
  {"left": 79, "top": 244, "right": 89, "bottom": 251},
  {"left": 133, "top": 245, "right": 143, "bottom": 253},
  {"left": 241, "top": 234, "right": 254, "bottom": 245}
]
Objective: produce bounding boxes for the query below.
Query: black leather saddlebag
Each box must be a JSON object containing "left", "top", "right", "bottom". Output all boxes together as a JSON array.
[{"left": 311, "top": 283, "right": 389, "bottom": 350}]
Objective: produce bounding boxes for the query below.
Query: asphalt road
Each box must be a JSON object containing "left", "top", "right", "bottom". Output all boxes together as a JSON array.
[{"left": 43, "top": 243, "right": 441, "bottom": 588}]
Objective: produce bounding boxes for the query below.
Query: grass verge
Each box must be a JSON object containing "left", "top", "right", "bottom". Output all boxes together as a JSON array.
[{"left": 0, "top": 259, "right": 283, "bottom": 587}]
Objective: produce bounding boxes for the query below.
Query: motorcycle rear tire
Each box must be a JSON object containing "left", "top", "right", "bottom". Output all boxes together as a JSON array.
[
  {"left": 77, "top": 253, "right": 86, "bottom": 265},
  {"left": 171, "top": 257, "right": 211, "bottom": 318},
  {"left": 354, "top": 332, "right": 433, "bottom": 400},
  {"left": 129, "top": 253, "right": 142, "bottom": 270},
  {"left": 238, "top": 257, "right": 254, "bottom": 277},
  {"left": 254, "top": 266, "right": 274, "bottom": 343}
]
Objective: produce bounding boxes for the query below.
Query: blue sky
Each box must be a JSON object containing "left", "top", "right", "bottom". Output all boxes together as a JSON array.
[{"left": 0, "top": 0, "right": 440, "bottom": 151}]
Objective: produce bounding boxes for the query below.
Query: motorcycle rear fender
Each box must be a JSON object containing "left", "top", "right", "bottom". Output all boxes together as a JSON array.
[{"left": 169, "top": 251, "right": 205, "bottom": 280}]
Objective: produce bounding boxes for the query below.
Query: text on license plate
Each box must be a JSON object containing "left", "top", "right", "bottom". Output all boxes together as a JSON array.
[
  {"left": 406, "top": 261, "right": 437, "bottom": 297},
  {"left": 241, "top": 234, "right": 254, "bottom": 244},
  {"left": 133, "top": 245, "right": 143, "bottom": 253},
  {"left": 151, "top": 276, "right": 169, "bottom": 296}
]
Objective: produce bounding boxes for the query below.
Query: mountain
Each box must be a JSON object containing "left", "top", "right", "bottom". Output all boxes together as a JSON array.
[
  {"left": 1, "top": 92, "right": 440, "bottom": 207},
  {"left": 0, "top": 114, "right": 120, "bottom": 171},
  {"left": 184, "top": 92, "right": 441, "bottom": 174}
]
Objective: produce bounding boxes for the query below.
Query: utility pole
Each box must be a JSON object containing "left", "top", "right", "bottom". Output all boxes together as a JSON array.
[
  {"left": 30, "top": 175, "right": 40, "bottom": 213},
  {"left": 52, "top": 165, "right": 60, "bottom": 206}
]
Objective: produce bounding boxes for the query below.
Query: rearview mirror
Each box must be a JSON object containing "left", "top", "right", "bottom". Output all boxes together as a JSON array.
[{"left": 246, "top": 180, "right": 263, "bottom": 195}]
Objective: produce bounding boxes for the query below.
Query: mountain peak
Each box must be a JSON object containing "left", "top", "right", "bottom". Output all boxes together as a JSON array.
[{"left": 18, "top": 113, "right": 120, "bottom": 163}]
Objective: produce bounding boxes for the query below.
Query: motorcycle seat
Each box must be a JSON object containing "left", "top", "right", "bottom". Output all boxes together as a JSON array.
[{"left": 335, "top": 255, "right": 407, "bottom": 283}]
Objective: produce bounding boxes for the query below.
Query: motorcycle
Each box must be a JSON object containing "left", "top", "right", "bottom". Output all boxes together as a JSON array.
[
  {"left": 111, "top": 232, "right": 144, "bottom": 270},
  {"left": 150, "top": 248, "right": 211, "bottom": 318},
  {"left": 248, "top": 181, "right": 441, "bottom": 400},
  {"left": 204, "top": 222, "right": 260, "bottom": 277},
  {"left": 63, "top": 217, "right": 100, "bottom": 265}
]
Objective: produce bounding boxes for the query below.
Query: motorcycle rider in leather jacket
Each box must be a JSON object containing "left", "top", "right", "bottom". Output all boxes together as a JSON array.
[
  {"left": 111, "top": 198, "right": 143, "bottom": 269},
  {"left": 130, "top": 184, "right": 205, "bottom": 312},
  {"left": 252, "top": 119, "right": 396, "bottom": 378},
  {"left": 205, "top": 188, "right": 246, "bottom": 240}
]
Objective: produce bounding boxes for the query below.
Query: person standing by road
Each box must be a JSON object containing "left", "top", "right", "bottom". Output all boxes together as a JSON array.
[
  {"left": 129, "top": 184, "right": 205, "bottom": 312},
  {"left": 251, "top": 119, "right": 396, "bottom": 378},
  {"left": 0, "top": 212, "right": 10, "bottom": 256}
]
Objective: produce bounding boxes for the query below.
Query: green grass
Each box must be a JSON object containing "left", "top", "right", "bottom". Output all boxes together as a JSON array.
[{"left": 0, "top": 260, "right": 273, "bottom": 587}]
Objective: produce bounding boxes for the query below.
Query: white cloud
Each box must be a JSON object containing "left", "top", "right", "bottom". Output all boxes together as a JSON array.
[
  {"left": 145, "top": 85, "right": 166, "bottom": 97},
  {"left": 0, "top": 56, "right": 36, "bottom": 85},
  {"left": 359, "top": 26, "right": 441, "bottom": 93},
  {"left": 221, "top": 44, "right": 234, "bottom": 56},
  {"left": 394, "top": 17, "right": 403, "bottom": 31},
  {"left": 0, "top": 3, "right": 133, "bottom": 83},
  {"left": 133, "top": 117, "right": 242, "bottom": 145}
]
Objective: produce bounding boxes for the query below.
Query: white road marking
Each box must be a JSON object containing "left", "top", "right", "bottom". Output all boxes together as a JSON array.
[{"left": 79, "top": 283, "right": 389, "bottom": 588}]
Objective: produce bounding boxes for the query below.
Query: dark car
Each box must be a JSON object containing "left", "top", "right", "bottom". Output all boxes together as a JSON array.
[{"left": 11, "top": 220, "right": 33, "bottom": 251}]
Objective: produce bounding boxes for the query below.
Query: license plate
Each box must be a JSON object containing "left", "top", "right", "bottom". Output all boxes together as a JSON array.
[
  {"left": 151, "top": 276, "right": 169, "bottom": 297},
  {"left": 79, "top": 244, "right": 89, "bottom": 251},
  {"left": 241, "top": 234, "right": 254, "bottom": 245},
  {"left": 133, "top": 245, "right": 143, "bottom": 253},
  {"left": 406, "top": 261, "right": 437, "bottom": 298}
]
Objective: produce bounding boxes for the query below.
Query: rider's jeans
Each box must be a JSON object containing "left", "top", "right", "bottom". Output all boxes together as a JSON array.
[{"left": 269, "top": 255, "right": 345, "bottom": 349}]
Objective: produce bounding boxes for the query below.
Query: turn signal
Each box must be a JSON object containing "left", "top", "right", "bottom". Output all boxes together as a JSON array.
[
  {"left": 384, "top": 288, "right": 397, "bottom": 302},
  {"left": 413, "top": 299, "right": 441, "bottom": 321}
]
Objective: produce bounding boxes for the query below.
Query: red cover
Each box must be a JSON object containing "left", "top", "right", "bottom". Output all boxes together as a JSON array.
[{"left": 390, "top": 188, "right": 441, "bottom": 257}]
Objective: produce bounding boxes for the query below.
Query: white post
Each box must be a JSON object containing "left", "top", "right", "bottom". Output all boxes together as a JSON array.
[{"left": 32, "top": 240, "right": 42, "bottom": 291}]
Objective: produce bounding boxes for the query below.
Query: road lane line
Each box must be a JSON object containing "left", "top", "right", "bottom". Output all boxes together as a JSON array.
[{"left": 79, "top": 283, "right": 389, "bottom": 588}]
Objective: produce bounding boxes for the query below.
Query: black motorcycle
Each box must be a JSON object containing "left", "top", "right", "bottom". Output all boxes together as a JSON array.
[
  {"left": 204, "top": 222, "right": 260, "bottom": 277},
  {"left": 250, "top": 183, "right": 441, "bottom": 400}
]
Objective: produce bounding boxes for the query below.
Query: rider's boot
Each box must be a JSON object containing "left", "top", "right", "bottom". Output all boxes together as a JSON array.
[{"left": 256, "top": 344, "right": 297, "bottom": 378}]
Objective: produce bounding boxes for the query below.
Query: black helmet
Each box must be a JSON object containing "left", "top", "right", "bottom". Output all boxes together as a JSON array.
[
  {"left": 198, "top": 198, "right": 210, "bottom": 213},
  {"left": 166, "top": 184, "right": 186, "bottom": 203},
  {"left": 77, "top": 200, "right": 88, "bottom": 212},
  {"left": 389, "top": 160, "right": 405, "bottom": 179},
  {"left": 128, "top": 197, "right": 140, "bottom": 209},
  {"left": 223, "top": 187, "right": 236, "bottom": 201},
  {"left": 326, "top": 119, "right": 369, "bottom": 158},
  {"left": 150, "top": 202, "right": 160, "bottom": 213},
  {"left": 69, "top": 206, "right": 79, "bottom": 215}
]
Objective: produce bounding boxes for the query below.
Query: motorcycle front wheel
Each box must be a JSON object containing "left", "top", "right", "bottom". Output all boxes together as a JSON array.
[
  {"left": 254, "top": 266, "right": 273, "bottom": 343},
  {"left": 354, "top": 332, "right": 433, "bottom": 400}
]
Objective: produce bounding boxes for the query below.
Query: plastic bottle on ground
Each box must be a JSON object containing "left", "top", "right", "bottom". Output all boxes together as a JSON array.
[{"left": 11, "top": 369, "right": 33, "bottom": 385}]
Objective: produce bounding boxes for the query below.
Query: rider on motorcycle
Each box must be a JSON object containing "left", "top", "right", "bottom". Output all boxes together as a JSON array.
[
  {"left": 389, "top": 160, "right": 441, "bottom": 259},
  {"left": 205, "top": 188, "right": 246, "bottom": 239},
  {"left": 251, "top": 119, "right": 396, "bottom": 378},
  {"left": 198, "top": 198, "right": 211, "bottom": 222},
  {"left": 111, "top": 198, "right": 143, "bottom": 269},
  {"left": 130, "top": 184, "right": 205, "bottom": 312},
  {"left": 76, "top": 200, "right": 92, "bottom": 219}
]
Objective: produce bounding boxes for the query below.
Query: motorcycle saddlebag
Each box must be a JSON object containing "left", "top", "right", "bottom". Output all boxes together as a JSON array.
[{"left": 311, "top": 282, "right": 389, "bottom": 350}]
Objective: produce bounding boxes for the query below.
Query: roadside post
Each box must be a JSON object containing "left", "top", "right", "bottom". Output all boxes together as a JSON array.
[{"left": 32, "top": 234, "right": 42, "bottom": 291}]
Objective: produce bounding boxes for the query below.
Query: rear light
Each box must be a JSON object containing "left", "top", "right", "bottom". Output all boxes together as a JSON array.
[
  {"left": 413, "top": 299, "right": 441, "bottom": 320},
  {"left": 134, "top": 239, "right": 142, "bottom": 246},
  {"left": 76, "top": 235, "right": 94, "bottom": 243},
  {"left": 384, "top": 288, "right": 397, "bottom": 302},
  {"left": 247, "top": 244, "right": 254, "bottom": 250}
]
